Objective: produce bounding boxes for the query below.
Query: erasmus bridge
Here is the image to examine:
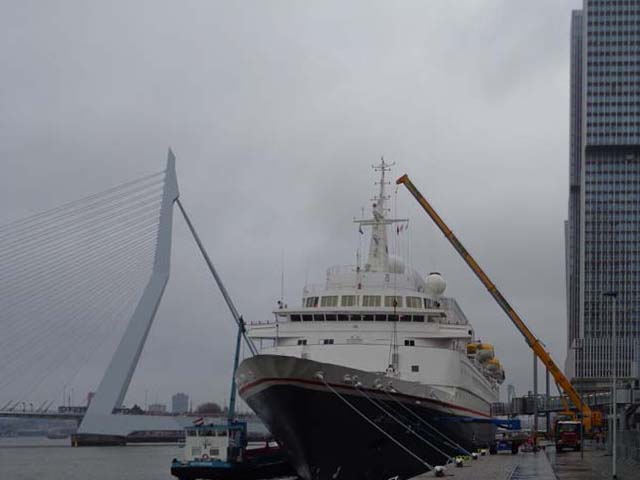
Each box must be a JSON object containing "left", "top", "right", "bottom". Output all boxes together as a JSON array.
[{"left": 0, "top": 150, "right": 252, "bottom": 445}]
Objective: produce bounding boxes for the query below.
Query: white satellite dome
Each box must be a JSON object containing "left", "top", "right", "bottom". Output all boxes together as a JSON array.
[{"left": 425, "top": 272, "right": 446, "bottom": 297}]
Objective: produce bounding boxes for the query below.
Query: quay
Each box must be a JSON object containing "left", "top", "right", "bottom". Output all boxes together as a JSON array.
[
  {"left": 548, "top": 443, "right": 638, "bottom": 480},
  {"left": 416, "top": 442, "right": 639, "bottom": 479},
  {"left": 416, "top": 449, "right": 555, "bottom": 479}
]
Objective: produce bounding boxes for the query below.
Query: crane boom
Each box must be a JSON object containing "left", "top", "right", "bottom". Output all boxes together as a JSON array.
[{"left": 396, "top": 174, "right": 601, "bottom": 431}]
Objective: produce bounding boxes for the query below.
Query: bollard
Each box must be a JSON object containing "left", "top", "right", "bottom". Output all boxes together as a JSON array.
[
  {"left": 434, "top": 466, "right": 446, "bottom": 477},
  {"left": 455, "top": 456, "right": 464, "bottom": 468}
]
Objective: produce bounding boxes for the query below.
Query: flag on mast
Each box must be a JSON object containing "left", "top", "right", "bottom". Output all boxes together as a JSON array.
[{"left": 193, "top": 417, "right": 204, "bottom": 426}]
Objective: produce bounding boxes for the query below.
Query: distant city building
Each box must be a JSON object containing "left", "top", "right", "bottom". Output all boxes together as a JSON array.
[
  {"left": 566, "top": 1, "right": 640, "bottom": 395},
  {"left": 147, "top": 403, "right": 167, "bottom": 414},
  {"left": 172, "top": 393, "right": 189, "bottom": 414}
]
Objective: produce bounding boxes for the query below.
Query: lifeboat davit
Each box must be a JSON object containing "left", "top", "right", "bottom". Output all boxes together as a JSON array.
[
  {"left": 486, "top": 358, "right": 505, "bottom": 383},
  {"left": 476, "top": 343, "right": 495, "bottom": 363}
]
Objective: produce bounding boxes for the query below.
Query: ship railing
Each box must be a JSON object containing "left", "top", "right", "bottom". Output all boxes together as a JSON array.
[
  {"left": 302, "top": 280, "right": 441, "bottom": 294},
  {"left": 302, "top": 283, "right": 326, "bottom": 295}
]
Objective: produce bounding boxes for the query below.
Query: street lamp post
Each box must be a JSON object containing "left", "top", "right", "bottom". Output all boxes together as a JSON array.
[{"left": 604, "top": 291, "right": 618, "bottom": 479}]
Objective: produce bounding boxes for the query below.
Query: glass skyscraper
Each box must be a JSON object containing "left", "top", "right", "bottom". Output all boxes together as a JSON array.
[
  {"left": 566, "top": 0, "right": 640, "bottom": 394},
  {"left": 172, "top": 392, "right": 189, "bottom": 414}
]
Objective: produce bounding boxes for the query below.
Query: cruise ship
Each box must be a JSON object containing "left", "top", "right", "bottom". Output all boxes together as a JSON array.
[{"left": 235, "top": 161, "right": 504, "bottom": 480}]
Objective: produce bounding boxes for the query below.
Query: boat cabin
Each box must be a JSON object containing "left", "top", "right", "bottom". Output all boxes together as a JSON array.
[{"left": 182, "top": 422, "right": 247, "bottom": 464}]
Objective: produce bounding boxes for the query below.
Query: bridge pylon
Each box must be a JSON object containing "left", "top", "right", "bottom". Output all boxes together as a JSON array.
[{"left": 75, "top": 150, "right": 188, "bottom": 445}]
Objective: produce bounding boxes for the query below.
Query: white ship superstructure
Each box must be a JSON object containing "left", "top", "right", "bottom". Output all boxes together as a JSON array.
[{"left": 244, "top": 160, "right": 502, "bottom": 414}]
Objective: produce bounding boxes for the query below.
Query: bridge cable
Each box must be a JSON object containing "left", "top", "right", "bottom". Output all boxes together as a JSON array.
[{"left": 175, "top": 198, "right": 258, "bottom": 356}]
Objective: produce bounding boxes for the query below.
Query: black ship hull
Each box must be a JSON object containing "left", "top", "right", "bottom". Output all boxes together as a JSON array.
[{"left": 238, "top": 356, "right": 497, "bottom": 480}]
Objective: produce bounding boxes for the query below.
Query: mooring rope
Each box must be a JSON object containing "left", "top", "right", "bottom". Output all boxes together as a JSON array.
[
  {"left": 381, "top": 389, "right": 473, "bottom": 456},
  {"left": 354, "top": 383, "right": 453, "bottom": 464},
  {"left": 317, "top": 373, "right": 434, "bottom": 470}
]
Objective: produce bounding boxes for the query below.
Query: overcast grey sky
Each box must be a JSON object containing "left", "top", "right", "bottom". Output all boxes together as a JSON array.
[{"left": 1, "top": 0, "right": 582, "bottom": 408}]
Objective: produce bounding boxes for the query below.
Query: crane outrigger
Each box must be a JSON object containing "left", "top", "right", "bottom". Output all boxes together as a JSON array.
[{"left": 396, "top": 174, "right": 602, "bottom": 432}]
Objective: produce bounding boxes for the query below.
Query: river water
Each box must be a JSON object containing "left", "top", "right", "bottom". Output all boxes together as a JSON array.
[{"left": 0, "top": 437, "right": 182, "bottom": 480}]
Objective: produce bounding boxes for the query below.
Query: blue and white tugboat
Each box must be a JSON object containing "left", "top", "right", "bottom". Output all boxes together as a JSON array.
[
  {"left": 170, "top": 420, "right": 294, "bottom": 480},
  {"left": 171, "top": 319, "right": 295, "bottom": 480}
]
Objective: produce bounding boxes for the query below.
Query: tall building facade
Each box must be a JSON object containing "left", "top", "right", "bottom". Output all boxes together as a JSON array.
[
  {"left": 172, "top": 392, "right": 189, "bottom": 414},
  {"left": 566, "top": 9, "right": 584, "bottom": 369},
  {"left": 566, "top": 0, "right": 640, "bottom": 394}
]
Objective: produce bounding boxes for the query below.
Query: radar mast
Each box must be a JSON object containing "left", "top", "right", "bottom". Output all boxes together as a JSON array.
[{"left": 354, "top": 158, "right": 407, "bottom": 272}]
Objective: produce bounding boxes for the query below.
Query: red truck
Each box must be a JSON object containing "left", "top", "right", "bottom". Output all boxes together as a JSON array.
[{"left": 555, "top": 420, "right": 582, "bottom": 452}]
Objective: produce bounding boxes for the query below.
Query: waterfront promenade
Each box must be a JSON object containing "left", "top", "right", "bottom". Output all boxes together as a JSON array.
[
  {"left": 418, "top": 450, "right": 555, "bottom": 479},
  {"left": 549, "top": 444, "right": 638, "bottom": 480},
  {"left": 418, "top": 442, "right": 639, "bottom": 479}
]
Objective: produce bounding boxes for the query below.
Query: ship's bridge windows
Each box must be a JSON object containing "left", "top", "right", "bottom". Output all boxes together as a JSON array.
[
  {"left": 302, "top": 314, "right": 313, "bottom": 322},
  {"left": 400, "top": 315, "right": 412, "bottom": 322},
  {"left": 321, "top": 295, "right": 339, "bottom": 307},
  {"left": 350, "top": 314, "right": 361, "bottom": 321},
  {"left": 404, "top": 339, "right": 415, "bottom": 346},
  {"left": 406, "top": 296, "right": 422, "bottom": 308},
  {"left": 313, "top": 314, "right": 325, "bottom": 321},
  {"left": 363, "top": 314, "right": 374, "bottom": 321},
  {"left": 325, "top": 314, "right": 337, "bottom": 321},
  {"left": 305, "top": 297, "right": 319, "bottom": 308},
  {"left": 322, "top": 339, "right": 334, "bottom": 345},
  {"left": 362, "top": 295, "right": 381, "bottom": 307},
  {"left": 338, "top": 314, "right": 349, "bottom": 321},
  {"left": 413, "top": 315, "right": 425, "bottom": 322},
  {"left": 341, "top": 295, "right": 358, "bottom": 307},
  {"left": 297, "top": 339, "right": 307, "bottom": 345},
  {"left": 424, "top": 298, "right": 434, "bottom": 309},
  {"left": 384, "top": 296, "right": 403, "bottom": 308},
  {"left": 388, "top": 314, "right": 398, "bottom": 322},
  {"left": 411, "top": 365, "right": 420, "bottom": 372},
  {"left": 290, "top": 314, "right": 301, "bottom": 322},
  {"left": 374, "top": 314, "right": 386, "bottom": 321}
]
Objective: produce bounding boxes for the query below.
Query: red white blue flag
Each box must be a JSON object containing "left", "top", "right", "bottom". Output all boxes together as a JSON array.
[{"left": 193, "top": 416, "right": 204, "bottom": 426}]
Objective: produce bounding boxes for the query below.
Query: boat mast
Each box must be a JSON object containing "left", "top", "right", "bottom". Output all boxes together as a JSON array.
[{"left": 366, "top": 158, "right": 391, "bottom": 272}]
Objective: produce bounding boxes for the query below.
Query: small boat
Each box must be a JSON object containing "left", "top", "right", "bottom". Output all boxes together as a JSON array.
[
  {"left": 170, "top": 421, "right": 295, "bottom": 480},
  {"left": 46, "top": 430, "right": 70, "bottom": 440}
]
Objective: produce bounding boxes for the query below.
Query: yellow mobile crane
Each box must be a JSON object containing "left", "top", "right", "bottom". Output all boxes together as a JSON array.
[{"left": 396, "top": 174, "right": 602, "bottom": 432}]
